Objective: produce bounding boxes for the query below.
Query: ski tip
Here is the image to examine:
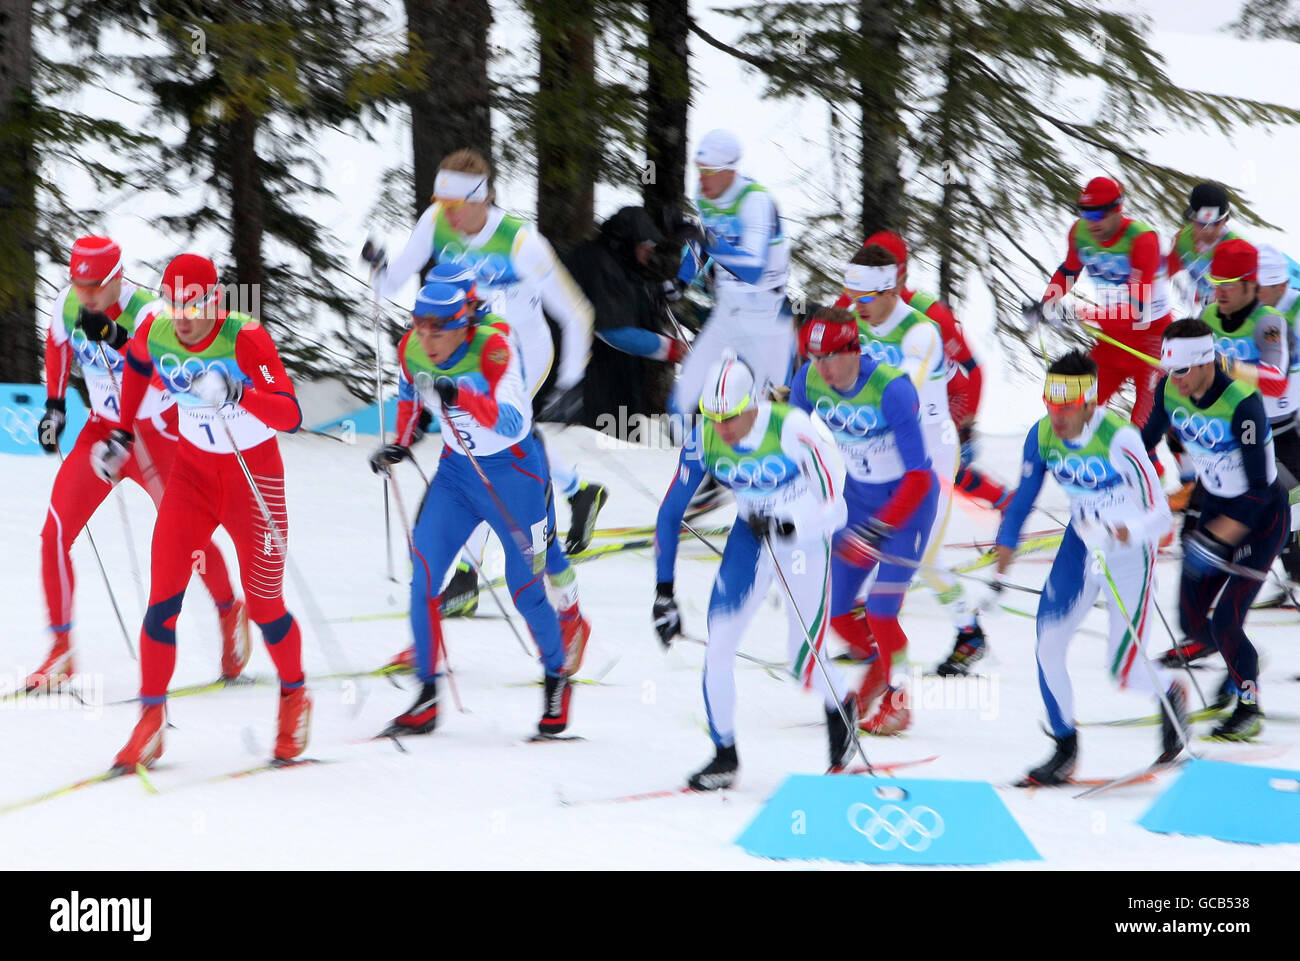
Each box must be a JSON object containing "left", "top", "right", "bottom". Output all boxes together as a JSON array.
[{"left": 527, "top": 734, "right": 586, "bottom": 743}]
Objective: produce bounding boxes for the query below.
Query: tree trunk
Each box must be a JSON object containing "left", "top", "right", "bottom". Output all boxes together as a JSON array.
[
  {"left": 404, "top": 0, "right": 494, "bottom": 220},
  {"left": 936, "top": 31, "right": 959, "bottom": 302},
  {"left": 0, "top": 0, "right": 39, "bottom": 383},
  {"left": 856, "top": 0, "right": 905, "bottom": 239},
  {"left": 643, "top": 0, "right": 690, "bottom": 233},
  {"left": 533, "top": 0, "right": 597, "bottom": 256},
  {"left": 223, "top": 105, "right": 265, "bottom": 317}
]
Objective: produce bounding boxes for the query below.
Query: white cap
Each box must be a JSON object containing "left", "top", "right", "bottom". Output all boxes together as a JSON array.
[
  {"left": 695, "top": 129, "right": 742, "bottom": 170},
  {"left": 1256, "top": 244, "right": 1290, "bottom": 286},
  {"left": 699, "top": 350, "right": 755, "bottom": 420}
]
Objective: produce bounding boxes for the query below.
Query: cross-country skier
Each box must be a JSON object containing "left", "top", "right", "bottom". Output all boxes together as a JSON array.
[
  {"left": 652, "top": 353, "right": 854, "bottom": 790},
  {"left": 671, "top": 130, "right": 795, "bottom": 417},
  {"left": 370, "top": 148, "right": 608, "bottom": 554},
  {"left": 1165, "top": 182, "right": 1244, "bottom": 315},
  {"left": 1140, "top": 319, "right": 1290, "bottom": 741},
  {"left": 842, "top": 244, "right": 988, "bottom": 677},
  {"left": 372, "top": 283, "right": 578, "bottom": 737},
  {"left": 93, "top": 254, "right": 311, "bottom": 768},
  {"left": 789, "top": 308, "right": 938, "bottom": 735},
  {"left": 1023, "top": 177, "right": 1172, "bottom": 431},
  {"left": 30, "top": 236, "right": 245, "bottom": 694},
  {"left": 834, "top": 230, "right": 1010, "bottom": 511},
  {"left": 1194, "top": 239, "right": 1300, "bottom": 588},
  {"left": 995, "top": 351, "right": 1183, "bottom": 786},
  {"left": 375, "top": 262, "right": 593, "bottom": 675}
]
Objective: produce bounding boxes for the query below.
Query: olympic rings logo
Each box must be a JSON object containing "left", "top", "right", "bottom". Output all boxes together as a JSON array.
[
  {"left": 813, "top": 396, "right": 881, "bottom": 436},
  {"left": 1170, "top": 407, "right": 1228, "bottom": 446},
  {"left": 1044, "top": 450, "right": 1111, "bottom": 489},
  {"left": 157, "top": 354, "right": 229, "bottom": 393},
  {"left": 1079, "top": 249, "right": 1132, "bottom": 285},
  {"left": 1, "top": 406, "right": 40, "bottom": 443},
  {"left": 437, "top": 246, "right": 512, "bottom": 286},
  {"left": 1214, "top": 336, "right": 1252, "bottom": 361},
  {"left": 711, "top": 453, "right": 794, "bottom": 491},
  {"left": 847, "top": 803, "right": 945, "bottom": 852},
  {"left": 860, "top": 338, "right": 903, "bottom": 368}
]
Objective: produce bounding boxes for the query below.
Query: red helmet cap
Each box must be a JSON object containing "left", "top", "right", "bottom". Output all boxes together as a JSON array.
[
  {"left": 161, "top": 253, "right": 220, "bottom": 309},
  {"left": 800, "top": 312, "right": 860, "bottom": 357},
  {"left": 1209, "top": 238, "right": 1258, "bottom": 284},
  {"left": 1078, "top": 176, "right": 1122, "bottom": 209},
  {"left": 863, "top": 231, "right": 908, "bottom": 278},
  {"left": 69, "top": 236, "right": 124, "bottom": 285}
]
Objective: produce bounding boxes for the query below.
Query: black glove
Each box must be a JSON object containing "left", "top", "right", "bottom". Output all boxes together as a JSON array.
[
  {"left": 538, "top": 383, "right": 584, "bottom": 423},
  {"left": 652, "top": 582, "right": 681, "bottom": 648},
  {"left": 746, "top": 513, "right": 796, "bottom": 542},
  {"left": 670, "top": 210, "right": 705, "bottom": 247},
  {"left": 369, "top": 443, "right": 411, "bottom": 475},
  {"left": 38, "top": 398, "right": 66, "bottom": 454},
  {"left": 412, "top": 406, "right": 434, "bottom": 444},
  {"left": 433, "top": 376, "right": 458, "bottom": 408},
  {"left": 91, "top": 428, "right": 134, "bottom": 482},
  {"left": 360, "top": 239, "right": 388, "bottom": 272},
  {"left": 1184, "top": 528, "right": 1234, "bottom": 579},
  {"left": 77, "top": 308, "right": 129, "bottom": 350}
]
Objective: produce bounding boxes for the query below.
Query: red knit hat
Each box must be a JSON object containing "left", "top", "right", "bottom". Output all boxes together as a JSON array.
[
  {"left": 800, "top": 312, "right": 860, "bottom": 356},
  {"left": 69, "top": 236, "right": 124, "bottom": 285},
  {"left": 1078, "top": 176, "right": 1123, "bottom": 209},
  {"left": 864, "top": 231, "right": 908, "bottom": 280},
  {"left": 161, "top": 254, "right": 220, "bottom": 310},
  {"left": 1209, "top": 238, "right": 1258, "bottom": 284}
]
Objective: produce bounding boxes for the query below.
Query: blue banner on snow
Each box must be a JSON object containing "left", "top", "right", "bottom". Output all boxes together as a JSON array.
[{"left": 735, "top": 774, "right": 1041, "bottom": 866}]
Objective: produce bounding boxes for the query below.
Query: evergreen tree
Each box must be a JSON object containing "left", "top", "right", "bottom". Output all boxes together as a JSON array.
[
  {"left": 642, "top": 0, "right": 691, "bottom": 233},
  {"left": 403, "top": 0, "right": 493, "bottom": 221},
  {"left": 697, "top": 0, "right": 1300, "bottom": 366},
  {"left": 60, "top": 0, "right": 424, "bottom": 400}
]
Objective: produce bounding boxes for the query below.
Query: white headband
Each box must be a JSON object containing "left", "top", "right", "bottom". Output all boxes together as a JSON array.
[
  {"left": 434, "top": 169, "right": 489, "bottom": 203},
  {"left": 843, "top": 264, "right": 898, "bottom": 292},
  {"left": 1161, "top": 335, "right": 1215, "bottom": 372},
  {"left": 1190, "top": 206, "right": 1227, "bottom": 226}
]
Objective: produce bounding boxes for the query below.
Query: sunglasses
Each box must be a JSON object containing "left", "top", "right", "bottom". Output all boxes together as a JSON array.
[
  {"left": 436, "top": 197, "right": 469, "bottom": 210},
  {"left": 1078, "top": 205, "right": 1117, "bottom": 222},
  {"left": 1043, "top": 395, "right": 1089, "bottom": 413},
  {"left": 851, "top": 290, "right": 890, "bottom": 304},
  {"left": 696, "top": 165, "right": 731, "bottom": 176},
  {"left": 1208, "top": 273, "right": 1251, "bottom": 287},
  {"left": 699, "top": 394, "right": 751, "bottom": 423},
  {"left": 413, "top": 305, "right": 470, "bottom": 331},
  {"left": 1165, "top": 365, "right": 1193, "bottom": 378}
]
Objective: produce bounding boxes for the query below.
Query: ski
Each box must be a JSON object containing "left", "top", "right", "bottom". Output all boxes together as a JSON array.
[
  {"left": 204, "top": 757, "right": 328, "bottom": 784},
  {"left": 1083, "top": 707, "right": 1300, "bottom": 729},
  {"left": 831, "top": 754, "right": 940, "bottom": 776},
  {"left": 1072, "top": 760, "right": 1183, "bottom": 799},
  {"left": 527, "top": 734, "right": 586, "bottom": 743},
  {"left": 1010, "top": 771, "right": 1160, "bottom": 790},
  {"left": 0, "top": 763, "right": 149, "bottom": 817}
]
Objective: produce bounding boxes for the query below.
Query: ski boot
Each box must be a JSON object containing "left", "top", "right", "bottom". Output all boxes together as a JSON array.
[{"left": 688, "top": 744, "right": 738, "bottom": 791}]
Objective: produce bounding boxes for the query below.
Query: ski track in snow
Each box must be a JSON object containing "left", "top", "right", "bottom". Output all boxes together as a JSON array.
[{"left": 2, "top": 426, "right": 1296, "bottom": 869}]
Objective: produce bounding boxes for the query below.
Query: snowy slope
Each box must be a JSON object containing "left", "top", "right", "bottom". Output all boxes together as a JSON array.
[{"left": 2, "top": 426, "right": 1297, "bottom": 869}]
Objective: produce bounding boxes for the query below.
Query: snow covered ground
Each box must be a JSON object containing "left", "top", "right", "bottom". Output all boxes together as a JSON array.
[{"left": 2, "top": 424, "right": 1297, "bottom": 869}]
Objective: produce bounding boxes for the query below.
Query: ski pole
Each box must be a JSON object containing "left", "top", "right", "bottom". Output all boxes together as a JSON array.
[
  {"left": 210, "top": 407, "right": 355, "bottom": 689},
  {"left": 1092, "top": 549, "right": 1197, "bottom": 759},
  {"left": 98, "top": 348, "right": 148, "bottom": 619},
  {"left": 386, "top": 473, "right": 465, "bottom": 713},
  {"left": 761, "top": 533, "right": 876, "bottom": 775},
  {"left": 58, "top": 445, "right": 135, "bottom": 659},
  {"left": 596, "top": 449, "right": 724, "bottom": 558},
  {"left": 438, "top": 400, "right": 538, "bottom": 569},
  {"left": 360, "top": 243, "right": 397, "bottom": 583}
]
